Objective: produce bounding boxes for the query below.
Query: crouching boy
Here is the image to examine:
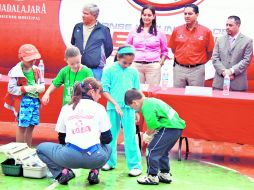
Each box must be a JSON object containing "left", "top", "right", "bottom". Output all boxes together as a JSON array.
[{"left": 124, "top": 89, "right": 186, "bottom": 185}]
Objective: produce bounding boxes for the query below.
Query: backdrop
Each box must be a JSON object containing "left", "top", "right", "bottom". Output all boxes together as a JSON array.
[{"left": 0, "top": 0, "right": 253, "bottom": 81}]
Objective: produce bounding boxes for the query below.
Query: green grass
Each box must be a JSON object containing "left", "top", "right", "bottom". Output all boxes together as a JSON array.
[{"left": 0, "top": 153, "right": 254, "bottom": 190}]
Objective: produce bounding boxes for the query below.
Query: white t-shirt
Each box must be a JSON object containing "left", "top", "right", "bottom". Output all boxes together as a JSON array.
[{"left": 55, "top": 99, "right": 111, "bottom": 149}]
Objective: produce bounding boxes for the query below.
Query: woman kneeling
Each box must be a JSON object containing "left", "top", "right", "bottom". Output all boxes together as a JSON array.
[{"left": 37, "top": 77, "right": 112, "bottom": 185}]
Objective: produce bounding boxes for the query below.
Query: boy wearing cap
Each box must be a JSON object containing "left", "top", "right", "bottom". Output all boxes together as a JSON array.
[
  {"left": 4, "top": 44, "right": 45, "bottom": 147},
  {"left": 124, "top": 89, "right": 185, "bottom": 185}
]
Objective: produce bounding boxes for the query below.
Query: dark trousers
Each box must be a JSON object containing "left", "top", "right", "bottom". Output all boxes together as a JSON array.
[{"left": 147, "top": 128, "right": 182, "bottom": 175}]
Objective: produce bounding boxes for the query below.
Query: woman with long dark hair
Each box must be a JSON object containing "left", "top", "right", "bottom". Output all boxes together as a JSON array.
[
  {"left": 127, "top": 5, "right": 168, "bottom": 86},
  {"left": 37, "top": 77, "right": 112, "bottom": 185}
]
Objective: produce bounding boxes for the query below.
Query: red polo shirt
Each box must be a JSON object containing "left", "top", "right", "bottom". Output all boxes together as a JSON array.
[{"left": 169, "top": 24, "right": 214, "bottom": 65}]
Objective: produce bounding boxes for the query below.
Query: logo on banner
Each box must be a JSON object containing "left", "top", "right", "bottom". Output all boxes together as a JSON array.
[
  {"left": 127, "top": 0, "right": 205, "bottom": 16},
  {"left": 0, "top": 1, "right": 47, "bottom": 21}
]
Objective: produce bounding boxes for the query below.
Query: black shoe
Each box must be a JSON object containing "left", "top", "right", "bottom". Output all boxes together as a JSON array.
[
  {"left": 87, "top": 169, "right": 100, "bottom": 185},
  {"left": 57, "top": 168, "right": 75, "bottom": 185}
]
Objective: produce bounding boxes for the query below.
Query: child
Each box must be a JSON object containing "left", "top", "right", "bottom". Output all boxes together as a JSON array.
[
  {"left": 4, "top": 44, "right": 45, "bottom": 147},
  {"left": 124, "top": 89, "right": 186, "bottom": 185},
  {"left": 37, "top": 77, "right": 112, "bottom": 185},
  {"left": 101, "top": 45, "right": 142, "bottom": 177},
  {"left": 42, "top": 45, "right": 93, "bottom": 144}
]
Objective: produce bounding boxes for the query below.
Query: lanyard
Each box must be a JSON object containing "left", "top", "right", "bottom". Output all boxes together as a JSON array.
[{"left": 68, "top": 66, "right": 80, "bottom": 86}]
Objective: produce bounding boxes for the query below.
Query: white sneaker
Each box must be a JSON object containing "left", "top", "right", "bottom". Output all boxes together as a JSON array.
[
  {"left": 128, "top": 168, "right": 142, "bottom": 177},
  {"left": 158, "top": 172, "right": 172, "bottom": 183},
  {"left": 46, "top": 170, "right": 53, "bottom": 178},
  {"left": 101, "top": 163, "right": 114, "bottom": 171},
  {"left": 137, "top": 175, "right": 159, "bottom": 185}
]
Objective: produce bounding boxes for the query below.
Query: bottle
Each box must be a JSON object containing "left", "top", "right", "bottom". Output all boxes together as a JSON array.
[
  {"left": 161, "top": 63, "right": 169, "bottom": 90},
  {"left": 38, "top": 59, "right": 45, "bottom": 83},
  {"left": 223, "top": 75, "right": 230, "bottom": 95}
]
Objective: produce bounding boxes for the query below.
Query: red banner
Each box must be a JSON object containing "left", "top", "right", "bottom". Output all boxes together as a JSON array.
[{"left": 0, "top": 0, "right": 65, "bottom": 77}]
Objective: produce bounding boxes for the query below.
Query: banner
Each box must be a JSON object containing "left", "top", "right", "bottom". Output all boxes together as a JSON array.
[{"left": 0, "top": 0, "right": 253, "bottom": 80}]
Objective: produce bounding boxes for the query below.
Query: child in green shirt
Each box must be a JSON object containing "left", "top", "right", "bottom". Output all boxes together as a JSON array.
[
  {"left": 125, "top": 89, "right": 186, "bottom": 185},
  {"left": 42, "top": 46, "right": 93, "bottom": 144},
  {"left": 41, "top": 46, "right": 95, "bottom": 184}
]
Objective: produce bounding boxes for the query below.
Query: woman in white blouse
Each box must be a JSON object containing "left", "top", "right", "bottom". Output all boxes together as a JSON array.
[{"left": 37, "top": 77, "right": 112, "bottom": 185}]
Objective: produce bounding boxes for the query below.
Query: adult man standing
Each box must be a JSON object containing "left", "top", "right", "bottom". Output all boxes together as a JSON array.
[
  {"left": 71, "top": 4, "right": 113, "bottom": 80},
  {"left": 212, "top": 16, "right": 253, "bottom": 91},
  {"left": 169, "top": 4, "right": 214, "bottom": 87}
]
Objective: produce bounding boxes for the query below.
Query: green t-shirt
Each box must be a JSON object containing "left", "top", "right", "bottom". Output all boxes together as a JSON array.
[
  {"left": 23, "top": 68, "right": 38, "bottom": 98},
  {"left": 141, "top": 98, "right": 186, "bottom": 130},
  {"left": 52, "top": 65, "right": 93, "bottom": 106}
]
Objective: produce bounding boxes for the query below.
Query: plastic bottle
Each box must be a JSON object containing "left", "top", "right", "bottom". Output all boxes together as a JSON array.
[
  {"left": 38, "top": 59, "right": 45, "bottom": 83},
  {"left": 223, "top": 75, "right": 230, "bottom": 95},
  {"left": 161, "top": 64, "right": 169, "bottom": 90}
]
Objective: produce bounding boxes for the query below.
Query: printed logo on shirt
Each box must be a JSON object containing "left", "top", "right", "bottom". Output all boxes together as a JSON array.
[
  {"left": 178, "top": 34, "right": 184, "bottom": 39},
  {"left": 72, "top": 120, "right": 92, "bottom": 134},
  {"left": 66, "top": 81, "right": 80, "bottom": 103},
  {"left": 167, "top": 109, "right": 176, "bottom": 120},
  {"left": 68, "top": 108, "right": 94, "bottom": 120},
  {"left": 68, "top": 114, "right": 94, "bottom": 120},
  {"left": 198, "top": 36, "right": 204, "bottom": 40},
  {"left": 67, "top": 86, "right": 73, "bottom": 96}
]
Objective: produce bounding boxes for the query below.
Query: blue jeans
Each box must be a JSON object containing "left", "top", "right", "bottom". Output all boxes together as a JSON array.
[
  {"left": 36, "top": 142, "right": 111, "bottom": 178},
  {"left": 147, "top": 128, "right": 182, "bottom": 175},
  {"left": 92, "top": 67, "right": 103, "bottom": 81}
]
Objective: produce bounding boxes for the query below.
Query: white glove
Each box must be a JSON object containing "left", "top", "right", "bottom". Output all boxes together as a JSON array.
[
  {"left": 35, "top": 84, "right": 45, "bottom": 93},
  {"left": 143, "top": 132, "right": 155, "bottom": 144},
  {"left": 24, "top": 85, "right": 37, "bottom": 93}
]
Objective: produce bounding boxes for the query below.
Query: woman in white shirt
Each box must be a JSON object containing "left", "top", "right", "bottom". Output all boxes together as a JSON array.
[{"left": 37, "top": 77, "right": 112, "bottom": 185}]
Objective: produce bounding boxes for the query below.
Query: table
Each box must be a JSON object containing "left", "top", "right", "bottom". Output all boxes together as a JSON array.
[
  {"left": 1, "top": 78, "right": 254, "bottom": 145},
  {"left": 149, "top": 87, "right": 254, "bottom": 145}
]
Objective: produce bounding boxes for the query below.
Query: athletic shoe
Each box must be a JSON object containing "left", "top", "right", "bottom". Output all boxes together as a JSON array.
[
  {"left": 101, "top": 163, "right": 114, "bottom": 171},
  {"left": 57, "top": 168, "right": 75, "bottom": 185},
  {"left": 46, "top": 170, "right": 53, "bottom": 178},
  {"left": 158, "top": 172, "right": 172, "bottom": 183},
  {"left": 137, "top": 175, "right": 159, "bottom": 185},
  {"left": 128, "top": 168, "right": 142, "bottom": 177},
  {"left": 87, "top": 169, "right": 100, "bottom": 185}
]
